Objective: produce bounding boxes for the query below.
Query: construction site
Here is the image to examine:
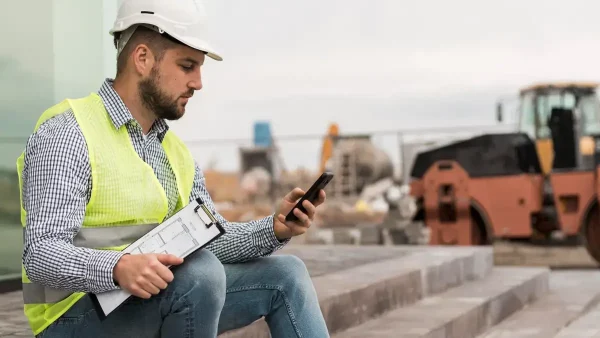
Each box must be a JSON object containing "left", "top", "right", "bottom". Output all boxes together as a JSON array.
[
  {"left": 214, "top": 81, "right": 600, "bottom": 336},
  {"left": 5, "top": 78, "right": 600, "bottom": 336},
  {"left": 199, "top": 81, "right": 600, "bottom": 268},
  {"left": 5, "top": 0, "right": 600, "bottom": 336},
  {"left": 201, "top": 121, "right": 423, "bottom": 245},
  {"left": 4, "top": 81, "right": 600, "bottom": 338}
]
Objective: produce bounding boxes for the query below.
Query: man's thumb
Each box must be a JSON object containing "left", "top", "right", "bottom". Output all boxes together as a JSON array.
[
  {"left": 284, "top": 188, "right": 305, "bottom": 202},
  {"left": 156, "top": 254, "right": 184, "bottom": 266}
]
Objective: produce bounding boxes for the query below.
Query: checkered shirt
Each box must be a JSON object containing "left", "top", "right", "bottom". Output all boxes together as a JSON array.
[{"left": 21, "top": 79, "right": 288, "bottom": 293}]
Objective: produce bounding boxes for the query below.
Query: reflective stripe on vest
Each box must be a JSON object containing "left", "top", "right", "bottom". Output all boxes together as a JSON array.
[
  {"left": 22, "top": 283, "right": 73, "bottom": 304},
  {"left": 21, "top": 222, "right": 158, "bottom": 304},
  {"left": 22, "top": 223, "right": 159, "bottom": 249}
]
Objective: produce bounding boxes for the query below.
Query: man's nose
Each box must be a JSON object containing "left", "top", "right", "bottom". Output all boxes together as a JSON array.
[
  {"left": 189, "top": 80, "right": 202, "bottom": 91},
  {"left": 189, "top": 73, "right": 202, "bottom": 91}
]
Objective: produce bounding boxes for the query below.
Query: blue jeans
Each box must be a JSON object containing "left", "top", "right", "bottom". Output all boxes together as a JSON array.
[{"left": 37, "top": 250, "right": 330, "bottom": 338}]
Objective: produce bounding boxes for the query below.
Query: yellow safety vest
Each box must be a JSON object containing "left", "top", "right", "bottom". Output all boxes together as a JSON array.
[{"left": 15, "top": 93, "right": 196, "bottom": 335}]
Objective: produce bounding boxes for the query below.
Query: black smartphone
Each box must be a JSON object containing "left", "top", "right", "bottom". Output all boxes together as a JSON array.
[{"left": 285, "top": 172, "right": 334, "bottom": 222}]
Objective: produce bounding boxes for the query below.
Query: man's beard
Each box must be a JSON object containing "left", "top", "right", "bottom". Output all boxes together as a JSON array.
[{"left": 138, "top": 66, "right": 188, "bottom": 121}]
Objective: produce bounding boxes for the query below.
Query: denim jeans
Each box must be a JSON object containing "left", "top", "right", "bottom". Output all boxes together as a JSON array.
[{"left": 36, "top": 250, "right": 330, "bottom": 338}]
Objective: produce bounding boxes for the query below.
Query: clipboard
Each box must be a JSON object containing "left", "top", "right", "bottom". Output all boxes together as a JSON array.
[{"left": 90, "top": 197, "right": 225, "bottom": 318}]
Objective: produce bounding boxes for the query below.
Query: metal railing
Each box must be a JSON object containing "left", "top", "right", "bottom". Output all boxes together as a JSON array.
[
  {"left": 0, "top": 122, "right": 516, "bottom": 145},
  {"left": 1, "top": 122, "right": 517, "bottom": 174}
]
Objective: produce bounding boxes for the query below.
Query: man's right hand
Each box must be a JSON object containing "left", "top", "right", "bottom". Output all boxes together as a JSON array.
[{"left": 113, "top": 253, "right": 184, "bottom": 299}]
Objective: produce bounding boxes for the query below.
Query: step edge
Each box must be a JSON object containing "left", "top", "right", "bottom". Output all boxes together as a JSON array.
[
  {"left": 333, "top": 267, "right": 549, "bottom": 338},
  {"left": 553, "top": 298, "right": 600, "bottom": 337},
  {"left": 312, "top": 249, "right": 494, "bottom": 334},
  {"left": 312, "top": 247, "right": 493, "bottom": 299},
  {"left": 477, "top": 286, "right": 600, "bottom": 338},
  {"left": 218, "top": 249, "right": 492, "bottom": 338}
]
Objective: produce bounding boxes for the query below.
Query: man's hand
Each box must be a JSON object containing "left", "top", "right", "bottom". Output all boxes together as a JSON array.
[
  {"left": 113, "top": 253, "right": 184, "bottom": 299},
  {"left": 273, "top": 187, "right": 327, "bottom": 241}
]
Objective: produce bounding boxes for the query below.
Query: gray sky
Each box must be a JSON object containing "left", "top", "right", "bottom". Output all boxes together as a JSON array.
[
  {"left": 3, "top": 0, "right": 600, "bottom": 172},
  {"left": 165, "top": 0, "right": 600, "bottom": 171}
]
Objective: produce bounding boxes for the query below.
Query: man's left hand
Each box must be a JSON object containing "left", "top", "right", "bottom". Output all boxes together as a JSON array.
[{"left": 273, "top": 187, "right": 327, "bottom": 241}]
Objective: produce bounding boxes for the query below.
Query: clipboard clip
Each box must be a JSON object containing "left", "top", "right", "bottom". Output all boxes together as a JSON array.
[{"left": 194, "top": 197, "right": 217, "bottom": 228}]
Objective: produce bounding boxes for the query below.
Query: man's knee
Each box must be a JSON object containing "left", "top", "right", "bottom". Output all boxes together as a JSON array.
[
  {"left": 170, "top": 250, "right": 226, "bottom": 308},
  {"left": 267, "top": 255, "right": 316, "bottom": 300}
]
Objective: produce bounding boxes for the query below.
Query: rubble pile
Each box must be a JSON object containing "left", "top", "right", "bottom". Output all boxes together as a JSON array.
[
  {"left": 313, "top": 200, "right": 388, "bottom": 228},
  {"left": 202, "top": 137, "right": 427, "bottom": 245},
  {"left": 316, "top": 136, "right": 423, "bottom": 243},
  {"left": 314, "top": 178, "right": 420, "bottom": 228},
  {"left": 303, "top": 178, "right": 424, "bottom": 245},
  {"left": 239, "top": 166, "right": 272, "bottom": 203},
  {"left": 215, "top": 202, "right": 275, "bottom": 223},
  {"left": 205, "top": 167, "right": 325, "bottom": 223},
  {"left": 203, "top": 169, "right": 273, "bottom": 222}
]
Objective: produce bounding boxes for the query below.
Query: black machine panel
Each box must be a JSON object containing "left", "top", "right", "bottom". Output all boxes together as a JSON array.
[
  {"left": 410, "top": 133, "right": 542, "bottom": 179},
  {"left": 593, "top": 135, "right": 600, "bottom": 166},
  {"left": 548, "top": 108, "right": 577, "bottom": 170}
]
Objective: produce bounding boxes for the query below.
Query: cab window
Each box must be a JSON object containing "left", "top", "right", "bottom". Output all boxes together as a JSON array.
[{"left": 518, "top": 92, "right": 536, "bottom": 139}]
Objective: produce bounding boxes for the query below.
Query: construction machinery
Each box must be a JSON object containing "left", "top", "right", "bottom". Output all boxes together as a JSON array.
[
  {"left": 237, "top": 121, "right": 288, "bottom": 203},
  {"left": 408, "top": 81, "right": 600, "bottom": 264},
  {"left": 319, "top": 123, "right": 394, "bottom": 198}
]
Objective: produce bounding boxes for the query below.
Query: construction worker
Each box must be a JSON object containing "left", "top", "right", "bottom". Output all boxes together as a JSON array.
[{"left": 17, "top": 0, "right": 330, "bottom": 337}]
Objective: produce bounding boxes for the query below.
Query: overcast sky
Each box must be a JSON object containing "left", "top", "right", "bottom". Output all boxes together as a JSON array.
[
  {"left": 161, "top": 0, "right": 600, "bottom": 171},
  {"left": 4, "top": 0, "right": 600, "bottom": 172}
]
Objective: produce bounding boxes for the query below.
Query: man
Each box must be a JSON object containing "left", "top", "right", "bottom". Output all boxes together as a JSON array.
[{"left": 18, "top": 0, "right": 330, "bottom": 337}]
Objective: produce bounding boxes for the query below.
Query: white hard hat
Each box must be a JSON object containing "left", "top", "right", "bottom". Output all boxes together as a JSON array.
[{"left": 109, "top": 0, "right": 222, "bottom": 61}]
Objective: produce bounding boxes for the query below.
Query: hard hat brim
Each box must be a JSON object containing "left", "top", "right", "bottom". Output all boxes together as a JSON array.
[
  {"left": 110, "top": 25, "right": 223, "bottom": 62},
  {"left": 171, "top": 35, "right": 223, "bottom": 62}
]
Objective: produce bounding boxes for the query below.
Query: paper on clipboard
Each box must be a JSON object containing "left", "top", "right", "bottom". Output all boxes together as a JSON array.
[{"left": 92, "top": 198, "right": 225, "bottom": 317}]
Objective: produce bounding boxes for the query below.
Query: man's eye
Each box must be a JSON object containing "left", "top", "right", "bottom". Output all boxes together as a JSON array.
[{"left": 181, "top": 65, "right": 194, "bottom": 71}]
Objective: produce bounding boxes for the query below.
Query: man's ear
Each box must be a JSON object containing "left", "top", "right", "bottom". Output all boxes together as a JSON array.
[{"left": 131, "top": 44, "right": 155, "bottom": 76}]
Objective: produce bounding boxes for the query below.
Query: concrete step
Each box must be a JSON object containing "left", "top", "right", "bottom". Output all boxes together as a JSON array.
[
  {"left": 219, "top": 246, "right": 493, "bottom": 338},
  {"left": 553, "top": 304, "right": 600, "bottom": 338},
  {"left": 553, "top": 299, "right": 600, "bottom": 337},
  {"left": 477, "top": 271, "right": 600, "bottom": 338},
  {"left": 333, "top": 266, "right": 549, "bottom": 338},
  {"left": 493, "top": 241, "right": 599, "bottom": 269}
]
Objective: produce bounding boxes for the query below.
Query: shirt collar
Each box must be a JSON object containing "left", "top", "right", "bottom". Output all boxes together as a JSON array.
[{"left": 97, "top": 78, "right": 169, "bottom": 139}]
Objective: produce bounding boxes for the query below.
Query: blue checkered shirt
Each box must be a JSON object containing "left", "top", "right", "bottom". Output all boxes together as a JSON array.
[{"left": 21, "top": 79, "right": 288, "bottom": 293}]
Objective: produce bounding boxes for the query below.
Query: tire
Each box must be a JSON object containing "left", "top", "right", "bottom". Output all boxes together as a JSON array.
[{"left": 583, "top": 202, "right": 600, "bottom": 265}]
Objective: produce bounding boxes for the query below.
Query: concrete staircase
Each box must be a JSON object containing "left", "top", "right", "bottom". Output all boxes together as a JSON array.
[
  {"left": 4, "top": 245, "right": 598, "bottom": 337},
  {"left": 477, "top": 270, "right": 600, "bottom": 338},
  {"left": 220, "top": 245, "right": 495, "bottom": 337},
  {"left": 220, "top": 245, "right": 600, "bottom": 338},
  {"left": 334, "top": 267, "right": 548, "bottom": 337}
]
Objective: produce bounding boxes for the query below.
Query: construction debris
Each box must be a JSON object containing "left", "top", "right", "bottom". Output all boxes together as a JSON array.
[
  {"left": 202, "top": 122, "right": 423, "bottom": 246},
  {"left": 240, "top": 166, "right": 272, "bottom": 203},
  {"left": 213, "top": 202, "right": 275, "bottom": 223}
]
